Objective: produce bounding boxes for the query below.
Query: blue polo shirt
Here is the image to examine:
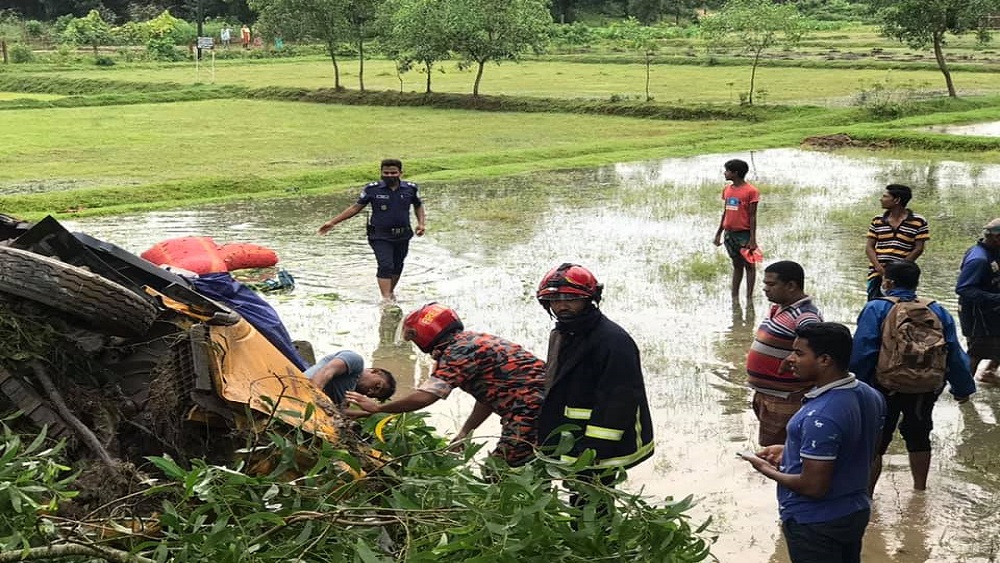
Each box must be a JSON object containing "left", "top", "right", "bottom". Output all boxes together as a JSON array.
[
  {"left": 778, "top": 375, "right": 886, "bottom": 524},
  {"left": 357, "top": 180, "right": 422, "bottom": 230}
]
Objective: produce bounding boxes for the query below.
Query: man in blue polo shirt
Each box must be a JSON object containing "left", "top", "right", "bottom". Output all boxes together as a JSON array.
[
  {"left": 318, "top": 159, "right": 426, "bottom": 304},
  {"left": 741, "top": 322, "right": 886, "bottom": 563}
]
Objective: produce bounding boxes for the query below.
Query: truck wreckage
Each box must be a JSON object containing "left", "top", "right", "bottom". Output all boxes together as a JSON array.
[{"left": 0, "top": 213, "right": 358, "bottom": 510}]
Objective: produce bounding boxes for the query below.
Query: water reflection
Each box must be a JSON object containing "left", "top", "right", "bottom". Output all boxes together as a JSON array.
[
  {"left": 370, "top": 305, "right": 420, "bottom": 396},
  {"left": 69, "top": 148, "right": 1000, "bottom": 563},
  {"left": 711, "top": 302, "right": 756, "bottom": 418}
]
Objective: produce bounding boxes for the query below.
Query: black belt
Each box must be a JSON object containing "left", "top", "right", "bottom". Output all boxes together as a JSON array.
[{"left": 367, "top": 225, "right": 411, "bottom": 236}]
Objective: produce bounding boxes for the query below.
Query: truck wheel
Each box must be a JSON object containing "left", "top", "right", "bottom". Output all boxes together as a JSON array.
[{"left": 0, "top": 246, "right": 157, "bottom": 336}]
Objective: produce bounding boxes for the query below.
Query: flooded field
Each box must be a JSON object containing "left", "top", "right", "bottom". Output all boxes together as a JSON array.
[
  {"left": 923, "top": 121, "right": 1000, "bottom": 138},
  {"left": 72, "top": 148, "right": 1000, "bottom": 562}
]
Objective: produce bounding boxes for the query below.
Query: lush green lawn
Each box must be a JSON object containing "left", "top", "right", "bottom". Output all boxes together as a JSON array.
[
  {"left": 0, "top": 98, "right": 727, "bottom": 192},
  {"left": 30, "top": 59, "right": 1000, "bottom": 104},
  {"left": 3, "top": 42, "right": 1000, "bottom": 217},
  {"left": 0, "top": 91, "right": 64, "bottom": 101}
]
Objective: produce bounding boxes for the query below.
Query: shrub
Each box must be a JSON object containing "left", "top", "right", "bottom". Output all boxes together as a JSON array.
[
  {"left": 146, "top": 36, "right": 183, "bottom": 61},
  {"left": 9, "top": 43, "right": 34, "bottom": 64},
  {"left": 853, "top": 76, "right": 921, "bottom": 119},
  {"left": 112, "top": 21, "right": 150, "bottom": 46},
  {"left": 24, "top": 20, "right": 44, "bottom": 39},
  {"left": 94, "top": 55, "right": 115, "bottom": 66},
  {"left": 548, "top": 22, "right": 597, "bottom": 47}
]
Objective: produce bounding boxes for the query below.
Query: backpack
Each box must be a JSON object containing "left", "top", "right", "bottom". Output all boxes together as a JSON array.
[{"left": 875, "top": 297, "right": 947, "bottom": 393}]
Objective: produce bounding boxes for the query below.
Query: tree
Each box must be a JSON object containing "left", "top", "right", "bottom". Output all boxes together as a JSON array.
[
  {"left": 381, "top": 0, "right": 453, "bottom": 93},
  {"left": 342, "top": 0, "right": 383, "bottom": 91},
  {"left": 700, "top": 0, "right": 807, "bottom": 105},
  {"left": 62, "top": 8, "right": 111, "bottom": 56},
  {"left": 869, "top": 0, "right": 1000, "bottom": 98},
  {"left": 550, "top": 0, "right": 578, "bottom": 23},
  {"left": 448, "top": 0, "right": 552, "bottom": 96},
  {"left": 614, "top": 18, "right": 660, "bottom": 101},
  {"left": 250, "top": 0, "right": 349, "bottom": 90},
  {"left": 628, "top": 0, "right": 666, "bottom": 24}
]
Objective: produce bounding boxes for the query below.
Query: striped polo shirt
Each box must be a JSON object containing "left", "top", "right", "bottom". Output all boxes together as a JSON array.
[
  {"left": 746, "top": 296, "right": 823, "bottom": 393},
  {"left": 867, "top": 210, "right": 929, "bottom": 279}
]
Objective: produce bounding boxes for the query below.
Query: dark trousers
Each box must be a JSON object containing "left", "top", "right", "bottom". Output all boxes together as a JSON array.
[
  {"left": 782, "top": 508, "right": 870, "bottom": 563},
  {"left": 368, "top": 237, "right": 410, "bottom": 278},
  {"left": 878, "top": 388, "right": 938, "bottom": 454}
]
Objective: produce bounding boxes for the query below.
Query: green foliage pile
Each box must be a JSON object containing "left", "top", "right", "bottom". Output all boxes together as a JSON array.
[
  {"left": 0, "top": 412, "right": 714, "bottom": 562},
  {"left": 0, "top": 425, "right": 78, "bottom": 553}
]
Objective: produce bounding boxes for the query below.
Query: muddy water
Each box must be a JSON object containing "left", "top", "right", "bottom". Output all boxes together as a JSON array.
[
  {"left": 923, "top": 121, "right": 1000, "bottom": 138},
  {"left": 73, "top": 148, "right": 1000, "bottom": 562}
]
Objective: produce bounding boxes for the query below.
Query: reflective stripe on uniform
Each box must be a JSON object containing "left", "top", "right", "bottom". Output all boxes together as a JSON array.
[
  {"left": 564, "top": 407, "right": 592, "bottom": 420},
  {"left": 561, "top": 406, "right": 653, "bottom": 468},
  {"left": 584, "top": 424, "right": 624, "bottom": 441},
  {"left": 559, "top": 440, "right": 654, "bottom": 468},
  {"left": 594, "top": 440, "right": 654, "bottom": 468}
]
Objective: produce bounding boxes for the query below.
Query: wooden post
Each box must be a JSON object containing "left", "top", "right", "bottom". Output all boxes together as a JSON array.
[{"left": 2, "top": 40, "right": 8, "bottom": 64}]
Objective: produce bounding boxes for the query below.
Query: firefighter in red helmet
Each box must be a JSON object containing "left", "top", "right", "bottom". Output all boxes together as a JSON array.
[
  {"left": 346, "top": 302, "right": 545, "bottom": 466},
  {"left": 536, "top": 264, "right": 654, "bottom": 478}
]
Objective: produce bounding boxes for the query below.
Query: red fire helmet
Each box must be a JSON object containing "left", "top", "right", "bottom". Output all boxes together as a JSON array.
[
  {"left": 536, "top": 263, "right": 603, "bottom": 303},
  {"left": 402, "top": 302, "right": 464, "bottom": 353}
]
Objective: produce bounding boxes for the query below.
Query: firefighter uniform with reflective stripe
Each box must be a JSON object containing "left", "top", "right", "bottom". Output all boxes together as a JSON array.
[{"left": 538, "top": 308, "right": 654, "bottom": 469}]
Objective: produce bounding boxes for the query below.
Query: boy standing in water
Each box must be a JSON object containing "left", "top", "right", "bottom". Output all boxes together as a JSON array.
[{"left": 713, "top": 159, "right": 760, "bottom": 304}]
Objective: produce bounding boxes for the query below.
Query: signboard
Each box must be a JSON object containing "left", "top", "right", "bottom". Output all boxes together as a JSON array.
[{"left": 197, "top": 36, "right": 214, "bottom": 50}]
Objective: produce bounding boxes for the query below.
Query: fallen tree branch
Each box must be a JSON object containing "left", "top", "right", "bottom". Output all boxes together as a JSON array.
[
  {"left": 28, "top": 359, "right": 119, "bottom": 472},
  {"left": 0, "top": 542, "right": 156, "bottom": 563}
]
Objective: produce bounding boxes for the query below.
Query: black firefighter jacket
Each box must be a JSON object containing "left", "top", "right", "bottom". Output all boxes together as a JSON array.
[{"left": 538, "top": 311, "right": 654, "bottom": 470}]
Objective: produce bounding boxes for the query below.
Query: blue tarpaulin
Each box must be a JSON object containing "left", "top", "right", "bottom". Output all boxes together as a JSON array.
[{"left": 190, "top": 272, "right": 310, "bottom": 371}]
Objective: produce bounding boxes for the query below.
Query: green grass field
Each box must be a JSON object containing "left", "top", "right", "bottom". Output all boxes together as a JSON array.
[
  {"left": 0, "top": 98, "right": 728, "bottom": 191},
  {"left": 3, "top": 32, "right": 1000, "bottom": 218},
  {"left": 28, "top": 58, "right": 1000, "bottom": 104},
  {"left": 0, "top": 91, "right": 64, "bottom": 100}
]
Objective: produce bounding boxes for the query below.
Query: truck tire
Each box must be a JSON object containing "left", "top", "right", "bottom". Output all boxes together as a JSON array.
[{"left": 0, "top": 246, "right": 157, "bottom": 336}]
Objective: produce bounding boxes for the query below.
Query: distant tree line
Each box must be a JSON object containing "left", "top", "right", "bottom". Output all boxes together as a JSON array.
[
  {"left": 1, "top": 0, "right": 882, "bottom": 25},
  {"left": 2, "top": 0, "right": 253, "bottom": 24}
]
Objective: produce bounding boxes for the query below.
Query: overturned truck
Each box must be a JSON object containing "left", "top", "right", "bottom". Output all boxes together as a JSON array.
[{"left": 0, "top": 214, "right": 351, "bottom": 505}]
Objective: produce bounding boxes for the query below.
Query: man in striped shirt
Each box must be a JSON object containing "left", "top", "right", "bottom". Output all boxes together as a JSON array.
[
  {"left": 865, "top": 184, "right": 929, "bottom": 301},
  {"left": 747, "top": 261, "right": 823, "bottom": 446}
]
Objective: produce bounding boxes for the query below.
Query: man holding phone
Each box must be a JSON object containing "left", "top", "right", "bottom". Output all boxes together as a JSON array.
[{"left": 741, "top": 323, "right": 886, "bottom": 563}]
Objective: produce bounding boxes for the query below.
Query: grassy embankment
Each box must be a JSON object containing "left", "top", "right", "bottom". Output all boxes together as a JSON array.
[{"left": 2, "top": 36, "right": 1000, "bottom": 219}]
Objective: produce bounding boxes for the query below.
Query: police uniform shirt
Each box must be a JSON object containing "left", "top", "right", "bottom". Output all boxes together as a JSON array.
[{"left": 356, "top": 180, "right": 422, "bottom": 229}]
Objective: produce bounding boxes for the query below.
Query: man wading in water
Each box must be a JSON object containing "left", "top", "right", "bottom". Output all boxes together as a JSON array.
[{"left": 318, "top": 159, "right": 426, "bottom": 305}]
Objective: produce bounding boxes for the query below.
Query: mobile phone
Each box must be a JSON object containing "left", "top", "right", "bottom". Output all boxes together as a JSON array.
[{"left": 736, "top": 451, "right": 757, "bottom": 460}]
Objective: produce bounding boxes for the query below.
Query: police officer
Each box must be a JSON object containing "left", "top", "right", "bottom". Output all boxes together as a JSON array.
[{"left": 318, "top": 159, "right": 426, "bottom": 304}]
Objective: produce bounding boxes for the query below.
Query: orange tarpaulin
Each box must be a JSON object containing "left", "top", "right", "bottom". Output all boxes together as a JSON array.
[{"left": 142, "top": 237, "right": 278, "bottom": 274}]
